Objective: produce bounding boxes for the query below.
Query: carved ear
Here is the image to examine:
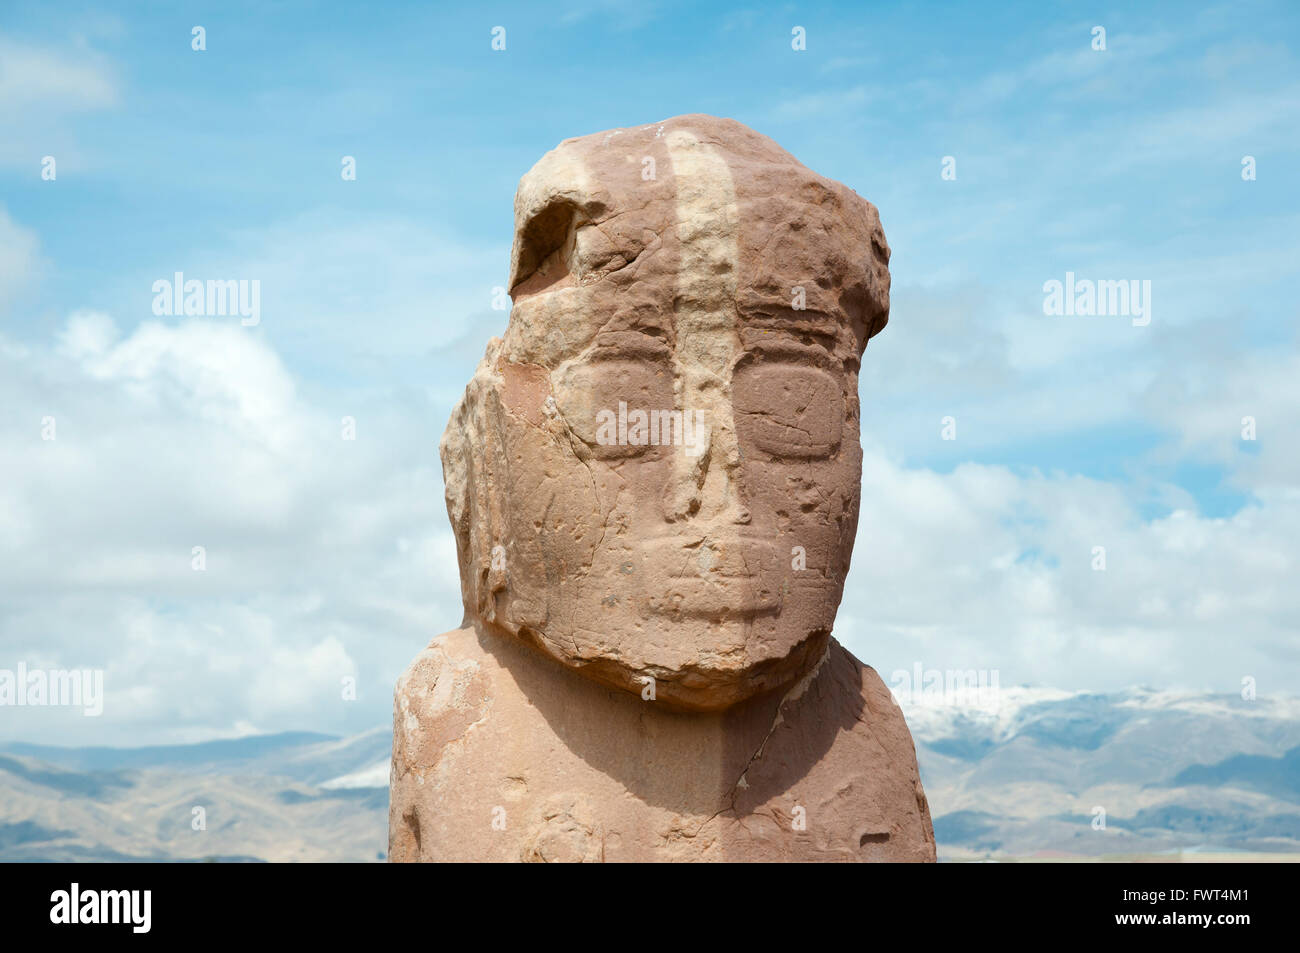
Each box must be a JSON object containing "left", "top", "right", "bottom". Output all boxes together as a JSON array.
[
  {"left": 841, "top": 202, "right": 892, "bottom": 354},
  {"left": 440, "top": 340, "right": 504, "bottom": 622}
]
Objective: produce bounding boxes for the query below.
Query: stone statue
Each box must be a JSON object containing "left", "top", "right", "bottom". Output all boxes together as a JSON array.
[{"left": 389, "top": 115, "right": 935, "bottom": 861}]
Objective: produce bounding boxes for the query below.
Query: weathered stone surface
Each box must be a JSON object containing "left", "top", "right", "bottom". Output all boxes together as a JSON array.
[
  {"left": 390, "top": 624, "right": 934, "bottom": 862},
  {"left": 441, "top": 114, "right": 890, "bottom": 710},
  {"left": 393, "top": 114, "right": 934, "bottom": 861}
]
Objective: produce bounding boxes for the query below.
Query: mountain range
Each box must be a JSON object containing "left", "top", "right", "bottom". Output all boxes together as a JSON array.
[{"left": 3, "top": 688, "right": 1298, "bottom": 861}]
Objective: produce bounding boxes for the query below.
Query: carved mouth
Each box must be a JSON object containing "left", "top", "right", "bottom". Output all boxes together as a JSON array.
[{"left": 638, "top": 536, "right": 780, "bottom": 618}]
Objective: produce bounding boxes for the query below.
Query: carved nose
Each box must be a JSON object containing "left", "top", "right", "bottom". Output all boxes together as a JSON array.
[
  {"left": 662, "top": 430, "right": 708, "bottom": 521},
  {"left": 659, "top": 128, "right": 747, "bottom": 529},
  {"left": 662, "top": 412, "right": 750, "bottom": 526}
]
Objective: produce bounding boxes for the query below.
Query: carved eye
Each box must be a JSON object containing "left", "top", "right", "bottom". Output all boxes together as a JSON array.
[
  {"left": 554, "top": 358, "right": 674, "bottom": 459},
  {"left": 733, "top": 362, "right": 842, "bottom": 458}
]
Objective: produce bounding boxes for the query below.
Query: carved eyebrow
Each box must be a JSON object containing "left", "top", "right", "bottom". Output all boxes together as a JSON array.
[
  {"left": 590, "top": 328, "right": 671, "bottom": 358},
  {"left": 738, "top": 326, "right": 839, "bottom": 360}
]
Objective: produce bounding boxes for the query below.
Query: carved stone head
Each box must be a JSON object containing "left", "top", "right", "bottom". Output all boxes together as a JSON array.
[{"left": 441, "top": 115, "right": 891, "bottom": 710}]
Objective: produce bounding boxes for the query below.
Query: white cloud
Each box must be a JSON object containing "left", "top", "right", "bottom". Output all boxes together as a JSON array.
[
  {"left": 0, "top": 314, "right": 461, "bottom": 745},
  {"left": 0, "top": 35, "right": 118, "bottom": 111},
  {"left": 770, "top": 84, "right": 875, "bottom": 120},
  {"left": 0, "top": 34, "right": 119, "bottom": 171},
  {"left": 837, "top": 444, "right": 1300, "bottom": 697},
  {"left": 0, "top": 207, "right": 42, "bottom": 309},
  {"left": 143, "top": 212, "right": 510, "bottom": 378}
]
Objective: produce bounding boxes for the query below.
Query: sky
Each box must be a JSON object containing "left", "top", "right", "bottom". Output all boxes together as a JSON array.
[{"left": 1, "top": 0, "right": 1297, "bottom": 745}]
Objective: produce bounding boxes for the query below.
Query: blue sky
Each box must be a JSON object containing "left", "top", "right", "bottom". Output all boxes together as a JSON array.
[{"left": 1, "top": 0, "right": 1298, "bottom": 745}]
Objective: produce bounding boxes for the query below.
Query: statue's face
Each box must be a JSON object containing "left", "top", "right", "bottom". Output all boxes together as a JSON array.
[{"left": 445, "top": 117, "right": 890, "bottom": 710}]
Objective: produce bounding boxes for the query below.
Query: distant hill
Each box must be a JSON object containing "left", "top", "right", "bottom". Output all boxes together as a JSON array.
[
  {"left": 1, "top": 731, "right": 336, "bottom": 772},
  {"left": 903, "top": 687, "right": 1300, "bottom": 858},
  {"left": 0, "top": 729, "right": 391, "bottom": 862}
]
